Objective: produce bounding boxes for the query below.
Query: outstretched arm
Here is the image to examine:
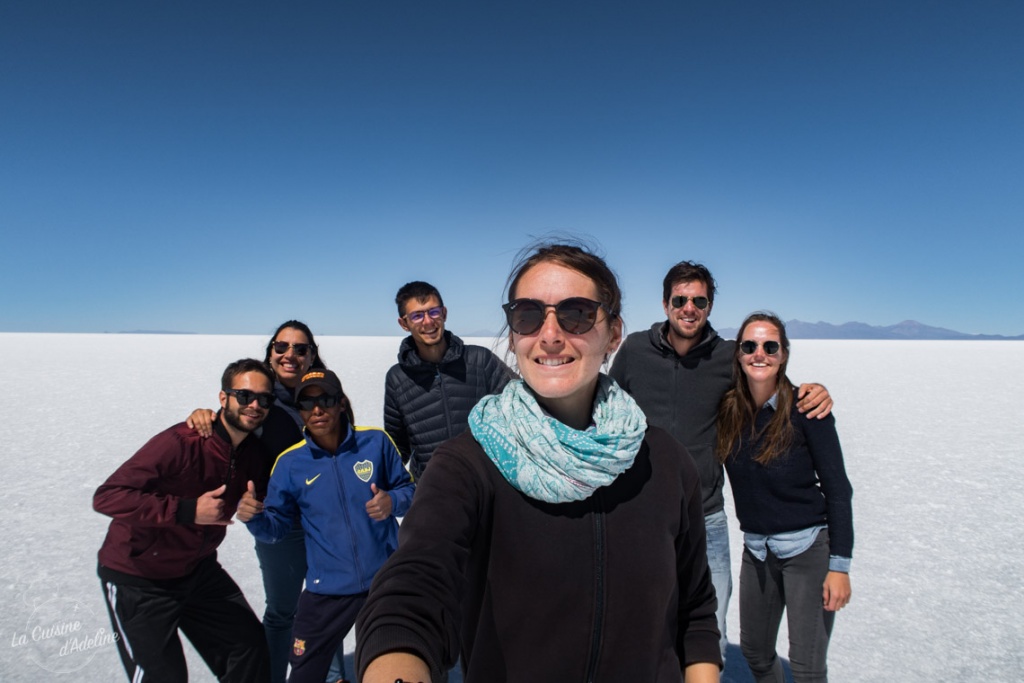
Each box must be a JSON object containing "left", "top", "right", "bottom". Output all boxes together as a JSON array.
[
  {"left": 362, "top": 652, "right": 431, "bottom": 683},
  {"left": 685, "top": 662, "right": 720, "bottom": 682}
]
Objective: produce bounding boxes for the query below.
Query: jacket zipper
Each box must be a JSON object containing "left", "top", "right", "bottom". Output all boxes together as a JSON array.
[
  {"left": 198, "top": 445, "right": 236, "bottom": 560},
  {"left": 584, "top": 493, "right": 605, "bottom": 683},
  {"left": 332, "top": 453, "right": 365, "bottom": 591},
  {"left": 436, "top": 365, "right": 455, "bottom": 439}
]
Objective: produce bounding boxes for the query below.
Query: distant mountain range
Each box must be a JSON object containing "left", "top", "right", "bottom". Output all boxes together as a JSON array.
[
  {"left": 717, "top": 320, "right": 1024, "bottom": 341},
  {"left": 111, "top": 320, "right": 1022, "bottom": 340}
]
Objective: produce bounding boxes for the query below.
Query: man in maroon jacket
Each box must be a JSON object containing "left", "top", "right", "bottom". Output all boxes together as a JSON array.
[{"left": 95, "top": 358, "right": 274, "bottom": 683}]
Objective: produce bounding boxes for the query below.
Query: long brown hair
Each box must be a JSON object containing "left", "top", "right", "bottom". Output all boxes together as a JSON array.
[{"left": 715, "top": 312, "right": 794, "bottom": 465}]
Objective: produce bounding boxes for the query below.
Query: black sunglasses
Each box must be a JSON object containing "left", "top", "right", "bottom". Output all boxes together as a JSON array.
[
  {"left": 225, "top": 389, "right": 275, "bottom": 409},
  {"left": 404, "top": 306, "right": 444, "bottom": 324},
  {"left": 271, "top": 342, "right": 313, "bottom": 357},
  {"left": 739, "top": 340, "right": 781, "bottom": 356},
  {"left": 669, "top": 295, "right": 710, "bottom": 310},
  {"left": 502, "top": 297, "right": 609, "bottom": 335},
  {"left": 297, "top": 393, "right": 342, "bottom": 411}
]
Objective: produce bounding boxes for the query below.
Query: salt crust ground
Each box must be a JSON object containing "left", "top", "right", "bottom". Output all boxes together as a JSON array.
[{"left": 2, "top": 334, "right": 1021, "bottom": 682}]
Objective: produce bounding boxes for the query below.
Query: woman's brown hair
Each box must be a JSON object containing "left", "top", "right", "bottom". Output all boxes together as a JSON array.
[{"left": 715, "top": 312, "right": 794, "bottom": 465}]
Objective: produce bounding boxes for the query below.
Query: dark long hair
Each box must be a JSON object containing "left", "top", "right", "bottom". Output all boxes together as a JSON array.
[
  {"left": 715, "top": 312, "right": 794, "bottom": 465},
  {"left": 263, "top": 320, "right": 327, "bottom": 373}
]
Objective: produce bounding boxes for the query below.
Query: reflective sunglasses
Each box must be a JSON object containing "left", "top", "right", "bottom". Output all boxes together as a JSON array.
[
  {"left": 404, "top": 306, "right": 444, "bottom": 324},
  {"left": 669, "top": 295, "right": 710, "bottom": 310},
  {"left": 502, "top": 297, "right": 609, "bottom": 335},
  {"left": 297, "top": 393, "right": 342, "bottom": 411},
  {"left": 271, "top": 342, "right": 313, "bottom": 357},
  {"left": 225, "top": 389, "right": 275, "bottom": 409},
  {"left": 739, "top": 340, "right": 781, "bottom": 356}
]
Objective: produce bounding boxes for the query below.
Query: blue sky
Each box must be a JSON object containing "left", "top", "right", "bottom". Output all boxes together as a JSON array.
[{"left": 2, "top": 1, "right": 1021, "bottom": 337}]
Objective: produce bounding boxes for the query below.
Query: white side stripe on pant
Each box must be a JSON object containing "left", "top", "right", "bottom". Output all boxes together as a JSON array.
[{"left": 104, "top": 581, "right": 145, "bottom": 682}]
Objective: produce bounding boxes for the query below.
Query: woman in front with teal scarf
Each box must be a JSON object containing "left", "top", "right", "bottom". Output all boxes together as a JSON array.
[{"left": 356, "top": 241, "right": 722, "bottom": 683}]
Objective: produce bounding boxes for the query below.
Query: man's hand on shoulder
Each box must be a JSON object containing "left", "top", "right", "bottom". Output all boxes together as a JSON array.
[
  {"left": 186, "top": 408, "right": 217, "bottom": 438},
  {"left": 797, "top": 383, "right": 833, "bottom": 420}
]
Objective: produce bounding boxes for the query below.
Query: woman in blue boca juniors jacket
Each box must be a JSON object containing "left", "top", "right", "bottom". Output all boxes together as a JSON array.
[{"left": 238, "top": 368, "right": 415, "bottom": 683}]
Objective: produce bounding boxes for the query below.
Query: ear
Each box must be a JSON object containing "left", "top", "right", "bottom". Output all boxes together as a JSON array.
[
  {"left": 218, "top": 390, "right": 228, "bottom": 410},
  {"left": 662, "top": 299, "right": 671, "bottom": 319},
  {"left": 398, "top": 316, "right": 411, "bottom": 333},
  {"left": 607, "top": 316, "right": 623, "bottom": 355},
  {"left": 440, "top": 306, "right": 448, "bottom": 321},
  {"left": 706, "top": 300, "right": 714, "bottom": 317}
]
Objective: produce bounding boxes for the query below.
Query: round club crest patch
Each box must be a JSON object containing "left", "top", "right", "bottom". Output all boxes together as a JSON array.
[{"left": 353, "top": 459, "right": 373, "bottom": 482}]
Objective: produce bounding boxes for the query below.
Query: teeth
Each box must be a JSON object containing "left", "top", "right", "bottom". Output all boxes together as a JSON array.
[{"left": 537, "top": 357, "right": 571, "bottom": 367}]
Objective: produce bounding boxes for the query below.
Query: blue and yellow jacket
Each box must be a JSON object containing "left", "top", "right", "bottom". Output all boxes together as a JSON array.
[{"left": 245, "top": 424, "right": 415, "bottom": 595}]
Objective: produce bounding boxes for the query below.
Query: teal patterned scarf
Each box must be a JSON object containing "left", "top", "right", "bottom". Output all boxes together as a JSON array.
[{"left": 468, "top": 375, "right": 647, "bottom": 503}]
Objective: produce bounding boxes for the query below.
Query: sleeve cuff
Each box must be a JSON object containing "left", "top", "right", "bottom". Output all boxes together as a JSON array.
[
  {"left": 829, "top": 555, "right": 851, "bottom": 573},
  {"left": 176, "top": 499, "right": 197, "bottom": 525}
]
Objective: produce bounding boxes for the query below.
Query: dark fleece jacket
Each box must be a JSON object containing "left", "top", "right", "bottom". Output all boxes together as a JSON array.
[{"left": 356, "top": 429, "right": 721, "bottom": 682}]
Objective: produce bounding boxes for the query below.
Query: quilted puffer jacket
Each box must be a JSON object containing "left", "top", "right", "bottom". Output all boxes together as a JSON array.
[{"left": 383, "top": 331, "right": 511, "bottom": 478}]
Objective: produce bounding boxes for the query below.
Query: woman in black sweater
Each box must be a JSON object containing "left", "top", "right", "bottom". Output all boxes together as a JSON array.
[{"left": 716, "top": 312, "right": 853, "bottom": 683}]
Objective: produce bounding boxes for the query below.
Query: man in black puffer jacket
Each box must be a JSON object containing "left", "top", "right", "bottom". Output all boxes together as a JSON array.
[{"left": 384, "top": 281, "right": 513, "bottom": 478}]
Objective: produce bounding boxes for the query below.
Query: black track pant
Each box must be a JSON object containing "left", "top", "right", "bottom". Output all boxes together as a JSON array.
[
  {"left": 100, "top": 557, "right": 270, "bottom": 683},
  {"left": 287, "top": 590, "right": 366, "bottom": 683}
]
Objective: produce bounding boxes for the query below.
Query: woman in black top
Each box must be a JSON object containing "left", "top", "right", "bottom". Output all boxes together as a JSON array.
[{"left": 716, "top": 312, "right": 853, "bottom": 683}]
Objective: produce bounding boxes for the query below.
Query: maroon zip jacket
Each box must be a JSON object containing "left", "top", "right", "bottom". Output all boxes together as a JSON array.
[{"left": 94, "top": 416, "right": 267, "bottom": 580}]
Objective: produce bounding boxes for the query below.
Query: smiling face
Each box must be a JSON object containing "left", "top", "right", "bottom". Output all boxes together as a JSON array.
[
  {"left": 738, "top": 320, "right": 786, "bottom": 392},
  {"left": 219, "top": 370, "right": 273, "bottom": 435},
  {"left": 510, "top": 262, "right": 622, "bottom": 430},
  {"left": 269, "top": 326, "right": 315, "bottom": 388},
  {"left": 398, "top": 295, "right": 448, "bottom": 352},
  {"left": 662, "top": 279, "right": 712, "bottom": 353}
]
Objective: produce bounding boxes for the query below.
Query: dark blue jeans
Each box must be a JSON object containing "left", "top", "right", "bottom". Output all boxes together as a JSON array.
[
  {"left": 739, "top": 530, "right": 835, "bottom": 683},
  {"left": 704, "top": 509, "right": 733, "bottom": 659},
  {"left": 256, "top": 527, "right": 346, "bottom": 683}
]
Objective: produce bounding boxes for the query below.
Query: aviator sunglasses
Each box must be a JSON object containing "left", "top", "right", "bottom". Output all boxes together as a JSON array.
[
  {"left": 669, "top": 295, "right": 710, "bottom": 310},
  {"left": 225, "top": 389, "right": 275, "bottom": 409},
  {"left": 404, "top": 306, "right": 444, "bottom": 324},
  {"left": 297, "top": 393, "right": 342, "bottom": 411},
  {"left": 739, "top": 340, "right": 781, "bottom": 356},
  {"left": 271, "top": 342, "right": 313, "bottom": 357},
  {"left": 502, "top": 297, "right": 609, "bottom": 335}
]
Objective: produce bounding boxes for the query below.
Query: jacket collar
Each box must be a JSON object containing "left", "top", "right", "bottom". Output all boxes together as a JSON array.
[
  {"left": 650, "top": 320, "right": 720, "bottom": 359},
  {"left": 397, "top": 330, "right": 465, "bottom": 368},
  {"left": 303, "top": 422, "right": 355, "bottom": 458},
  {"left": 212, "top": 410, "right": 259, "bottom": 450}
]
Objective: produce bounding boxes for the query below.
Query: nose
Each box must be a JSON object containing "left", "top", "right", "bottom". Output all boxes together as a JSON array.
[{"left": 537, "top": 308, "right": 564, "bottom": 341}]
